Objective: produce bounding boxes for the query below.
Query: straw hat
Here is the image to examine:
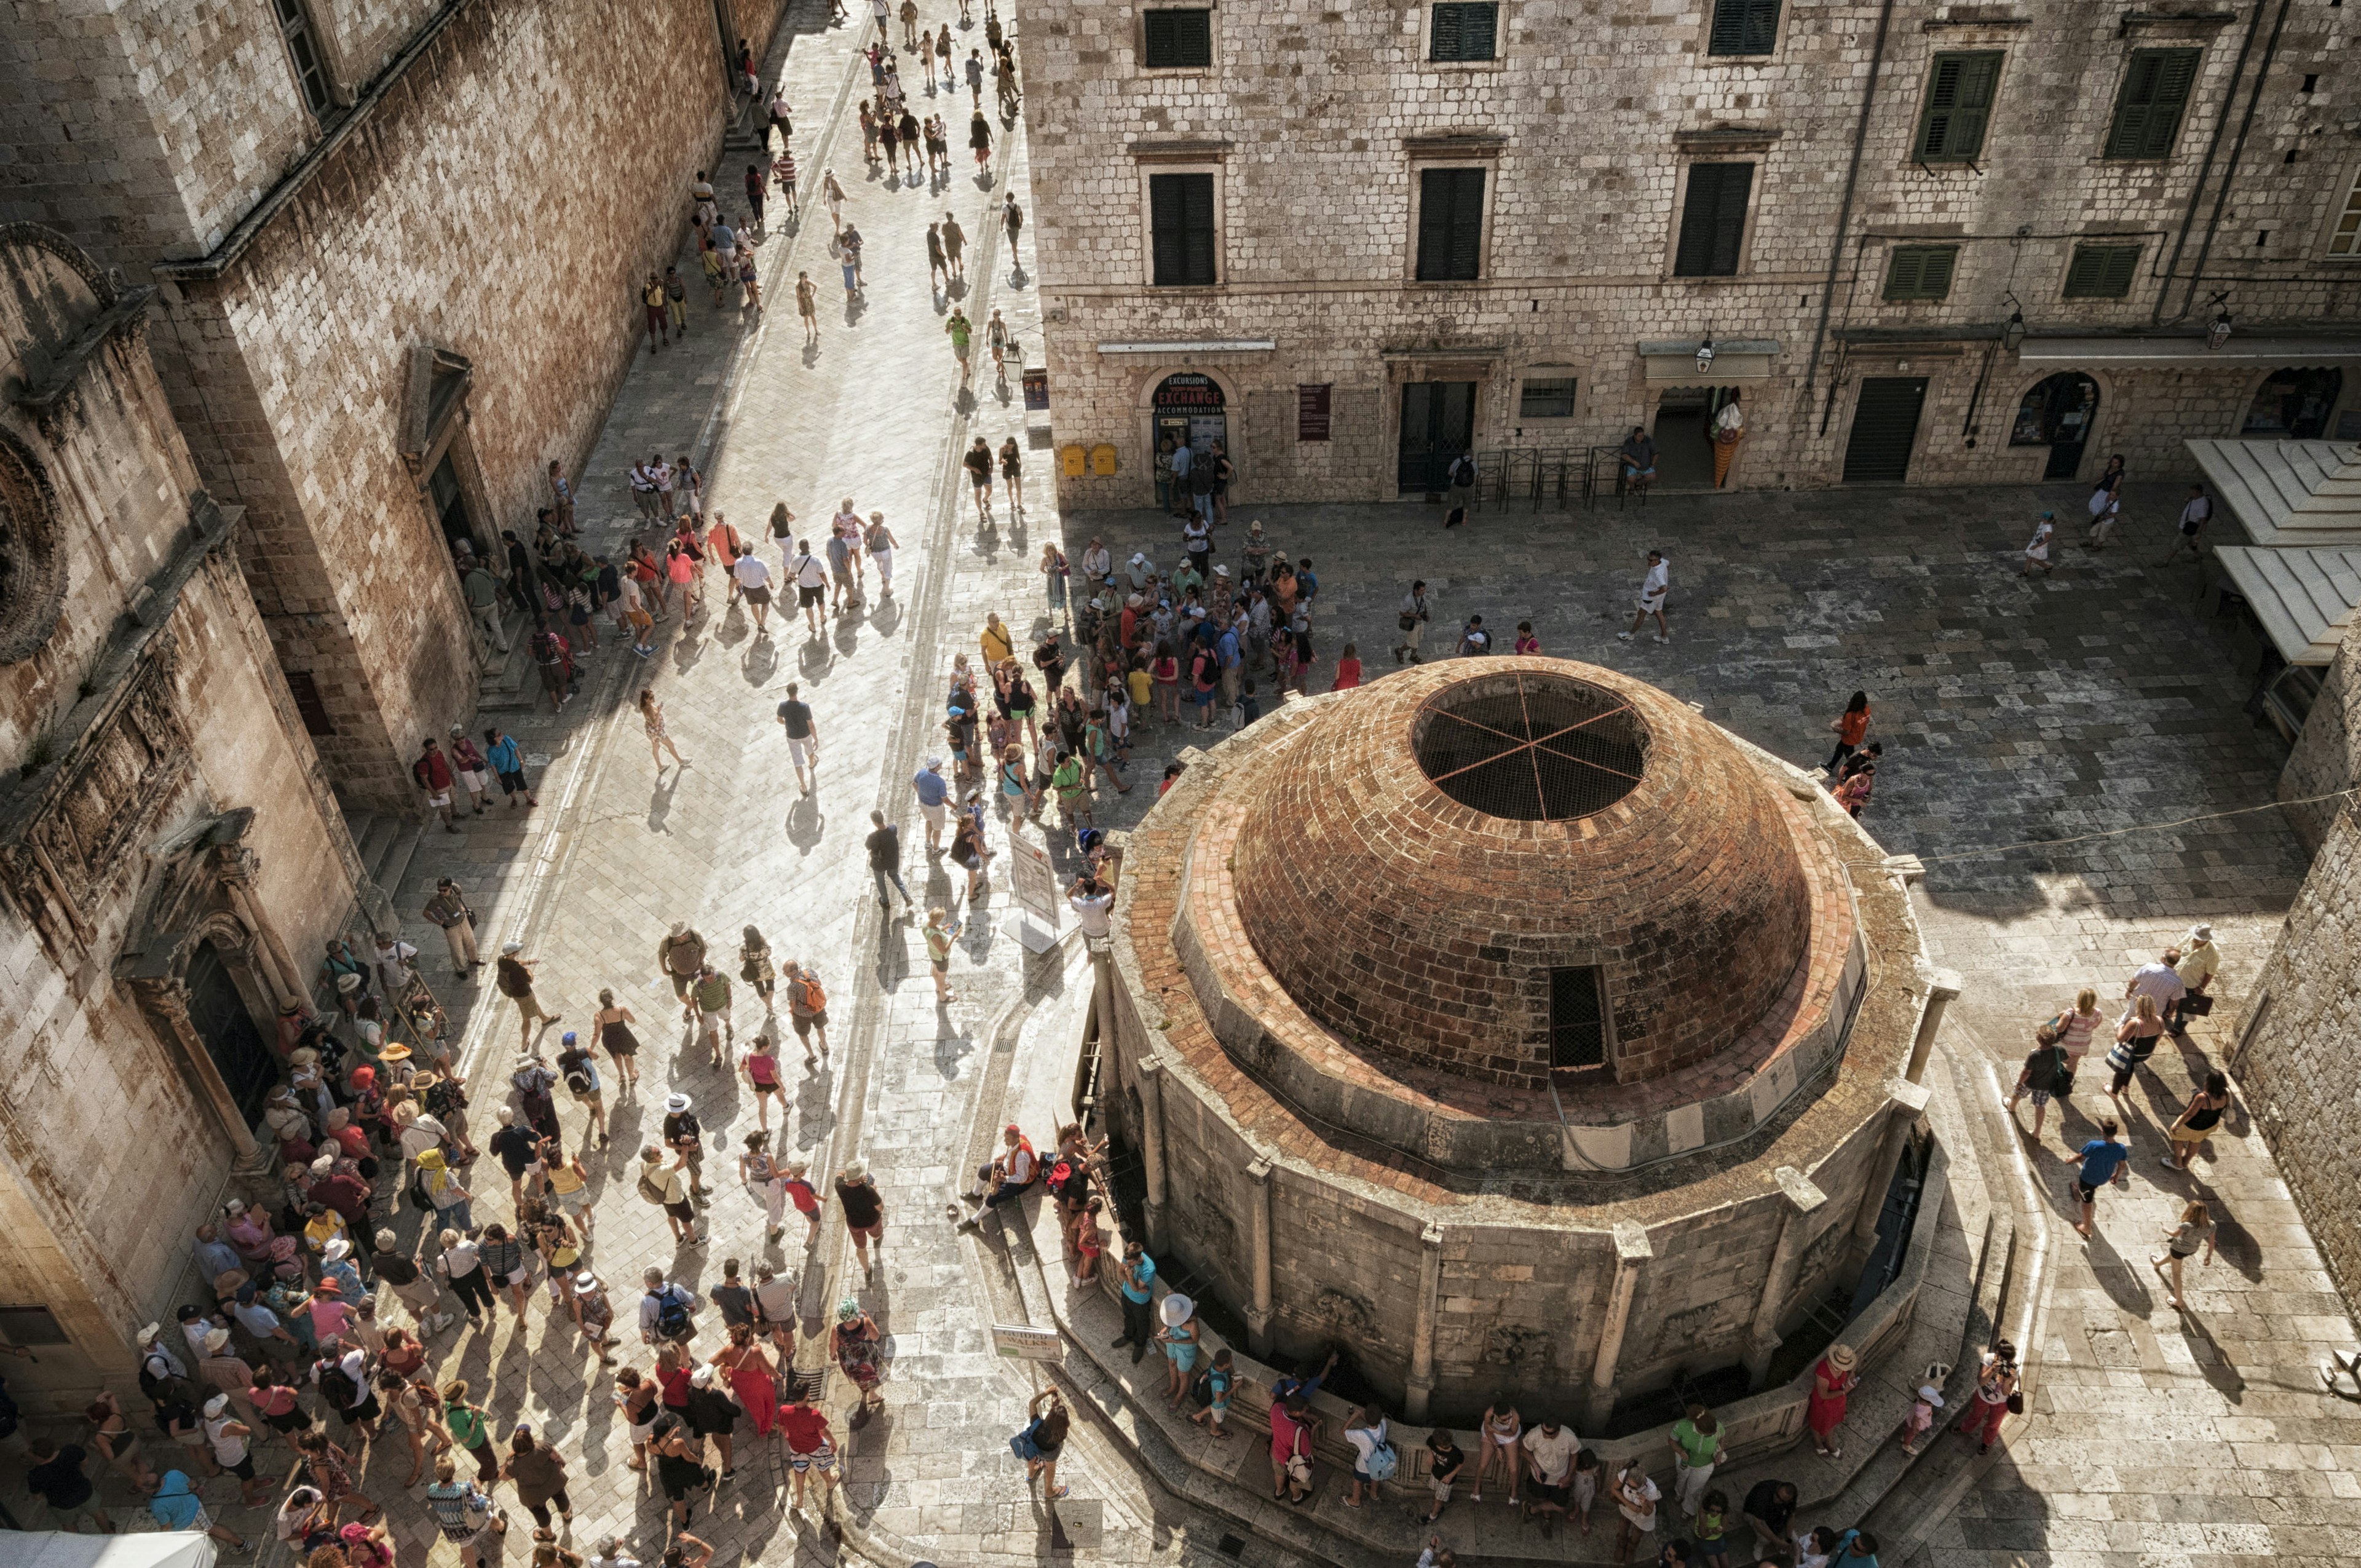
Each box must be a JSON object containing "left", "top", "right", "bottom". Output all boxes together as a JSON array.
[
  {"left": 1827, "top": 1343, "right": 1857, "bottom": 1371},
  {"left": 380, "top": 1043, "right": 413, "bottom": 1063}
]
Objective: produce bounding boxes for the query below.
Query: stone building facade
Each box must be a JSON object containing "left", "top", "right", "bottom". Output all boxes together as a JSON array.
[
  {"left": 0, "top": 225, "right": 358, "bottom": 1408},
  {"left": 1022, "top": 0, "right": 2361, "bottom": 508},
  {"left": 1101, "top": 660, "right": 1936, "bottom": 1425},
  {"left": 0, "top": 0, "right": 783, "bottom": 807}
]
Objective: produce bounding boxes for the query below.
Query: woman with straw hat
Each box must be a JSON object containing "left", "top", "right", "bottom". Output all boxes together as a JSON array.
[
  {"left": 829, "top": 1299, "right": 886, "bottom": 1420},
  {"left": 1805, "top": 1342, "right": 1859, "bottom": 1458}
]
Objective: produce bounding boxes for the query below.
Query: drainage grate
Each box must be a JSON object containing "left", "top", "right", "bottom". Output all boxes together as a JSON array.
[
  {"left": 1414, "top": 672, "right": 1648, "bottom": 821},
  {"left": 1216, "top": 1537, "right": 1246, "bottom": 1559}
]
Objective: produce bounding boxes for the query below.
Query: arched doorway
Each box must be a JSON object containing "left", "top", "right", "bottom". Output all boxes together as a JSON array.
[
  {"left": 2242, "top": 367, "right": 2344, "bottom": 439},
  {"left": 2011, "top": 373, "right": 2100, "bottom": 480},
  {"left": 1153, "top": 373, "right": 1228, "bottom": 505},
  {"left": 184, "top": 938, "right": 275, "bottom": 1127}
]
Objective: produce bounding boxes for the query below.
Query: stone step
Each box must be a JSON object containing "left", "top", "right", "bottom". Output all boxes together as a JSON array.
[
  {"left": 374, "top": 819, "right": 429, "bottom": 911},
  {"left": 351, "top": 812, "right": 400, "bottom": 885}
]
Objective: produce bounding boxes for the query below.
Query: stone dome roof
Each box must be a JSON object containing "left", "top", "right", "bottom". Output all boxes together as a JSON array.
[{"left": 1229, "top": 660, "right": 1818, "bottom": 1090}]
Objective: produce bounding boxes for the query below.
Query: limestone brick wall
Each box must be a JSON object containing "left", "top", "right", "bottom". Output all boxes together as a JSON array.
[
  {"left": 1024, "top": 0, "right": 2361, "bottom": 504},
  {"left": 2276, "top": 636, "right": 2354, "bottom": 852}
]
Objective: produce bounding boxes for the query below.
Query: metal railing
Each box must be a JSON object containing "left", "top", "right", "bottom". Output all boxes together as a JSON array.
[{"left": 1468, "top": 445, "right": 1642, "bottom": 513}]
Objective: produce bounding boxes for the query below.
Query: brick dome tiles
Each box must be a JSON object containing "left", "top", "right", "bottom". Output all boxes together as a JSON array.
[{"left": 1227, "top": 660, "right": 1818, "bottom": 1091}]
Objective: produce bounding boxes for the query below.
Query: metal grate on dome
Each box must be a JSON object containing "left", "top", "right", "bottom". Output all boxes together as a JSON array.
[{"left": 1414, "top": 672, "right": 1648, "bottom": 821}]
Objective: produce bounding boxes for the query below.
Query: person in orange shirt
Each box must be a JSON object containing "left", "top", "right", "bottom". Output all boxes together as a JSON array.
[{"left": 1826, "top": 691, "right": 1870, "bottom": 775}]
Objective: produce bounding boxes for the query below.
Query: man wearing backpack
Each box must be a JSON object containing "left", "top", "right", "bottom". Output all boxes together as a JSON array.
[
  {"left": 494, "top": 942, "right": 559, "bottom": 1050},
  {"left": 638, "top": 1268, "right": 700, "bottom": 1346},
  {"left": 638, "top": 1147, "right": 701, "bottom": 1246},
  {"left": 555, "top": 1031, "right": 607, "bottom": 1148},
  {"left": 511, "top": 1053, "right": 561, "bottom": 1144},
  {"left": 690, "top": 964, "right": 734, "bottom": 1066},
  {"left": 783, "top": 961, "right": 831, "bottom": 1060},
  {"left": 2007, "top": 1026, "right": 2073, "bottom": 1139},
  {"left": 413, "top": 738, "right": 464, "bottom": 834}
]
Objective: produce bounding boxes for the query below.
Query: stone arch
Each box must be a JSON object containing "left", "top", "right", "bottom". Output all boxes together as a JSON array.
[
  {"left": 1135, "top": 365, "right": 1244, "bottom": 503},
  {"left": 0, "top": 422, "right": 68, "bottom": 665},
  {"left": 2005, "top": 368, "right": 2113, "bottom": 483}
]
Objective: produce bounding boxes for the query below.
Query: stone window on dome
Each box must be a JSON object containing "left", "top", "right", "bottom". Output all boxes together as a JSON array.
[
  {"left": 1549, "top": 966, "right": 1608, "bottom": 1073},
  {"left": 1413, "top": 671, "right": 1647, "bottom": 821}
]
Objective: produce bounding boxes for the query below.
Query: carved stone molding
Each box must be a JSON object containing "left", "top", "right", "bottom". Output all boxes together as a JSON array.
[{"left": 0, "top": 424, "right": 68, "bottom": 665}]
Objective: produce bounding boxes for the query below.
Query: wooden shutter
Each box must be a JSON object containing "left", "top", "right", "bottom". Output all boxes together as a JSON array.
[
  {"left": 2106, "top": 49, "right": 2200, "bottom": 159},
  {"left": 1707, "top": 0, "right": 1779, "bottom": 56},
  {"left": 1431, "top": 3, "right": 1497, "bottom": 61},
  {"left": 1416, "top": 168, "right": 1485, "bottom": 280},
  {"left": 1883, "top": 245, "right": 1956, "bottom": 300},
  {"left": 1151, "top": 173, "right": 1216, "bottom": 285},
  {"left": 1144, "top": 9, "right": 1211, "bottom": 69},
  {"left": 1674, "top": 162, "right": 1753, "bottom": 277},
  {"left": 1918, "top": 52, "right": 2001, "bottom": 160},
  {"left": 2063, "top": 244, "right": 2140, "bottom": 299}
]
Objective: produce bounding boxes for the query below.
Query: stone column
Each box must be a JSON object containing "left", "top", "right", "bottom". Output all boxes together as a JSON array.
[
  {"left": 1243, "top": 1157, "right": 1276, "bottom": 1356},
  {"left": 1847, "top": 1078, "right": 1933, "bottom": 1264},
  {"left": 1136, "top": 1056, "right": 1170, "bottom": 1253},
  {"left": 223, "top": 879, "right": 304, "bottom": 1009},
  {"left": 1744, "top": 1167, "right": 1829, "bottom": 1390},
  {"left": 1581, "top": 1220, "right": 1653, "bottom": 1431},
  {"left": 1406, "top": 1222, "right": 1445, "bottom": 1423},
  {"left": 129, "top": 978, "right": 261, "bottom": 1163},
  {"left": 1904, "top": 967, "right": 1964, "bottom": 1084}
]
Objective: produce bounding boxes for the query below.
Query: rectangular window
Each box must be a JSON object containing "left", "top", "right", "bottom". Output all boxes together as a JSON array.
[
  {"left": 1430, "top": 2, "right": 1499, "bottom": 62},
  {"left": 2063, "top": 243, "right": 2142, "bottom": 299},
  {"left": 283, "top": 669, "right": 336, "bottom": 736},
  {"left": 1519, "top": 376, "right": 1578, "bottom": 418},
  {"left": 0, "top": 1306, "right": 68, "bottom": 1347},
  {"left": 1297, "top": 384, "right": 1332, "bottom": 441},
  {"left": 1672, "top": 162, "right": 1754, "bottom": 277},
  {"left": 1549, "top": 967, "right": 1607, "bottom": 1073},
  {"left": 1707, "top": 0, "right": 1780, "bottom": 56},
  {"left": 1142, "top": 9, "right": 1212, "bottom": 69},
  {"left": 1415, "top": 167, "right": 1487, "bottom": 281},
  {"left": 272, "top": 0, "right": 333, "bottom": 116},
  {"left": 2105, "top": 48, "right": 2201, "bottom": 160},
  {"left": 1882, "top": 245, "right": 1958, "bottom": 301},
  {"left": 2331, "top": 169, "right": 2361, "bottom": 255},
  {"left": 1149, "top": 172, "right": 1218, "bottom": 287},
  {"left": 1915, "top": 51, "right": 2001, "bottom": 162}
]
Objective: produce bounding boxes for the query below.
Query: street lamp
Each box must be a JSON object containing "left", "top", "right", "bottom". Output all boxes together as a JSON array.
[
  {"left": 2207, "top": 306, "right": 2234, "bottom": 351},
  {"left": 2001, "top": 293, "right": 2025, "bottom": 353},
  {"left": 1696, "top": 336, "right": 1715, "bottom": 375}
]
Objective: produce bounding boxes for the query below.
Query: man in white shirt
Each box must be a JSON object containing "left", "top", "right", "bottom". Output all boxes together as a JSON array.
[
  {"left": 1618, "top": 550, "right": 1671, "bottom": 644},
  {"left": 2162, "top": 482, "right": 2213, "bottom": 565},
  {"left": 2124, "top": 949, "right": 2186, "bottom": 1023},
  {"left": 1069, "top": 876, "right": 1112, "bottom": 939},
  {"left": 588, "top": 1541, "right": 642, "bottom": 1568},
  {"left": 1522, "top": 1418, "right": 1579, "bottom": 1506},
  {"left": 789, "top": 541, "right": 830, "bottom": 634},
  {"left": 733, "top": 550, "right": 773, "bottom": 634},
  {"left": 962, "top": 1124, "right": 1035, "bottom": 1224}
]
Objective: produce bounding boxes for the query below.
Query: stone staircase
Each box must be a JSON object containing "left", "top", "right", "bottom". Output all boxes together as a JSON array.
[
  {"left": 476, "top": 604, "right": 540, "bottom": 714},
  {"left": 339, "top": 805, "right": 428, "bottom": 935}
]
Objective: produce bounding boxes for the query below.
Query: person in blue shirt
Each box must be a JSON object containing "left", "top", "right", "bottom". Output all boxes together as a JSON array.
[
  {"left": 151, "top": 1470, "right": 251, "bottom": 1550},
  {"left": 1110, "top": 1241, "right": 1155, "bottom": 1365},
  {"left": 2069, "top": 1117, "right": 2133, "bottom": 1238},
  {"left": 1238, "top": 680, "right": 1262, "bottom": 727},
  {"left": 1831, "top": 1527, "right": 1880, "bottom": 1568},
  {"left": 912, "top": 759, "right": 951, "bottom": 852},
  {"left": 483, "top": 726, "right": 536, "bottom": 808}
]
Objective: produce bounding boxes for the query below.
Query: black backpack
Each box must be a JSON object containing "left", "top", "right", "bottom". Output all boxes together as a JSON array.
[
  {"left": 655, "top": 1287, "right": 694, "bottom": 1340},
  {"left": 561, "top": 1053, "right": 595, "bottom": 1096}
]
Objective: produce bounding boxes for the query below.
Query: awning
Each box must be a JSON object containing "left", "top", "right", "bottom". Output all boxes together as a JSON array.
[
  {"left": 0, "top": 1533, "right": 218, "bottom": 1568},
  {"left": 1637, "top": 339, "right": 1780, "bottom": 382},
  {"left": 2019, "top": 334, "right": 2361, "bottom": 366},
  {"left": 2186, "top": 438, "right": 2361, "bottom": 547},
  {"left": 2211, "top": 545, "right": 2361, "bottom": 665}
]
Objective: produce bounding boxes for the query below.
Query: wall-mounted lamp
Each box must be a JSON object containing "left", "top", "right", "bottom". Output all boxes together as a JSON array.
[
  {"left": 2000, "top": 293, "right": 2025, "bottom": 353},
  {"left": 1696, "top": 335, "right": 1716, "bottom": 374},
  {"left": 2206, "top": 293, "right": 2234, "bottom": 350}
]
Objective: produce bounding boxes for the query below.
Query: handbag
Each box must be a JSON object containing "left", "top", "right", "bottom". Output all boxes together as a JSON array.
[
  {"left": 2181, "top": 993, "right": 2214, "bottom": 1016},
  {"left": 1008, "top": 1421, "right": 1042, "bottom": 1462},
  {"left": 2005, "top": 1392, "right": 2025, "bottom": 1414}
]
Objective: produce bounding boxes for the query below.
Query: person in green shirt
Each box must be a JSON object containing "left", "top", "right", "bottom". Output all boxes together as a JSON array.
[
  {"left": 1695, "top": 1487, "right": 1731, "bottom": 1566},
  {"left": 462, "top": 563, "right": 509, "bottom": 654},
  {"left": 443, "top": 1380, "right": 499, "bottom": 1483},
  {"left": 1669, "top": 1405, "right": 1722, "bottom": 1526},
  {"left": 1050, "top": 752, "right": 1089, "bottom": 826},
  {"left": 691, "top": 965, "right": 734, "bottom": 1067},
  {"left": 1171, "top": 560, "right": 1203, "bottom": 599},
  {"left": 945, "top": 309, "right": 973, "bottom": 383}
]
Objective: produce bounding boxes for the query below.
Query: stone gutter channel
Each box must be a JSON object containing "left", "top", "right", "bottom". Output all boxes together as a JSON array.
[{"left": 928, "top": 944, "right": 2031, "bottom": 1567}]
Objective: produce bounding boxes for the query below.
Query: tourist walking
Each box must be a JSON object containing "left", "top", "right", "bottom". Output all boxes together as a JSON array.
[
  {"left": 1953, "top": 1340, "right": 2018, "bottom": 1453},
  {"left": 1619, "top": 550, "right": 1671, "bottom": 643},
  {"left": 776, "top": 681, "right": 819, "bottom": 791},
  {"left": 639, "top": 689, "right": 686, "bottom": 771},
  {"left": 1018, "top": 1387, "right": 1072, "bottom": 1498},
  {"left": 2066, "top": 1118, "right": 2132, "bottom": 1238},
  {"left": 2171, "top": 924, "right": 2218, "bottom": 1035},
  {"left": 2161, "top": 483, "right": 2213, "bottom": 564},
  {"left": 2021, "top": 511, "right": 2056, "bottom": 576},
  {"left": 593, "top": 989, "right": 642, "bottom": 1087},
  {"left": 2006, "top": 1023, "right": 2074, "bottom": 1139},
  {"left": 1825, "top": 692, "right": 1870, "bottom": 774},
  {"left": 831, "top": 1299, "right": 887, "bottom": 1418},
  {"left": 2149, "top": 1198, "right": 2218, "bottom": 1308},
  {"left": 2165, "top": 1072, "right": 2232, "bottom": 1170},
  {"left": 836, "top": 1160, "right": 885, "bottom": 1277},
  {"left": 1804, "top": 1342, "right": 1858, "bottom": 1458},
  {"left": 494, "top": 943, "right": 559, "bottom": 1048}
]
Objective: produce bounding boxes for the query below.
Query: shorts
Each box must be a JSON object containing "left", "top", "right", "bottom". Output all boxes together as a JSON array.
[
  {"left": 2073, "top": 1179, "right": 2101, "bottom": 1205},
  {"left": 743, "top": 585, "right": 771, "bottom": 605},
  {"left": 459, "top": 769, "right": 490, "bottom": 793},
  {"left": 798, "top": 584, "right": 826, "bottom": 609},
  {"left": 1431, "top": 1478, "right": 1455, "bottom": 1504},
  {"left": 789, "top": 1444, "right": 837, "bottom": 1473},
  {"left": 846, "top": 1221, "right": 882, "bottom": 1246},
  {"left": 789, "top": 737, "right": 816, "bottom": 769},
  {"left": 921, "top": 801, "right": 947, "bottom": 833},
  {"left": 223, "top": 1451, "right": 256, "bottom": 1481},
  {"left": 666, "top": 1199, "right": 697, "bottom": 1223},
  {"left": 498, "top": 769, "right": 529, "bottom": 795},
  {"left": 954, "top": 341, "right": 970, "bottom": 361},
  {"left": 2026, "top": 1088, "right": 2052, "bottom": 1109},
  {"left": 791, "top": 1010, "right": 828, "bottom": 1037},
  {"left": 426, "top": 789, "right": 451, "bottom": 808}
]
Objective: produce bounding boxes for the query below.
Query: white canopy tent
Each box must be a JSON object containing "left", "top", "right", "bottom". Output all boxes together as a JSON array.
[
  {"left": 2210, "top": 546, "right": 2361, "bottom": 665},
  {"left": 2186, "top": 438, "right": 2361, "bottom": 549},
  {"left": 0, "top": 1534, "right": 216, "bottom": 1568}
]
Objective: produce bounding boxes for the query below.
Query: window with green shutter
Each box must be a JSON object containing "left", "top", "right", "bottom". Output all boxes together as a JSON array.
[
  {"left": 1707, "top": 0, "right": 1780, "bottom": 57},
  {"left": 1149, "top": 173, "right": 1218, "bottom": 287},
  {"left": 1673, "top": 162, "right": 1755, "bottom": 277},
  {"left": 1142, "top": 9, "right": 1212, "bottom": 69},
  {"left": 2063, "top": 244, "right": 2142, "bottom": 299},
  {"left": 1430, "top": 3, "right": 1499, "bottom": 62},
  {"left": 1415, "top": 168, "right": 1487, "bottom": 280},
  {"left": 1915, "top": 52, "right": 2002, "bottom": 162},
  {"left": 1883, "top": 245, "right": 1958, "bottom": 301},
  {"left": 2105, "top": 49, "right": 2201, "bottom": 160}
]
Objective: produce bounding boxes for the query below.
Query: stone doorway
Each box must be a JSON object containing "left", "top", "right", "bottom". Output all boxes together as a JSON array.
[
  {"left": 185, "top": 936, "right": 277, "bottom": 1126},
  {"left": 2011, "top": 373, "right": 2100, "bottom": 481},
  {"left": 1398, "top": 380, "right": 1475, "bottom": 494},
  {"left": 1650, "top": 386, "right": 1723, "bottom": 489}
]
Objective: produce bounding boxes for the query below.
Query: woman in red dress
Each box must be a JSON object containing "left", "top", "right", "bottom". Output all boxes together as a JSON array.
[{"left": 1805, "top": 1341, "right": 1858, "bottom": 1458}]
